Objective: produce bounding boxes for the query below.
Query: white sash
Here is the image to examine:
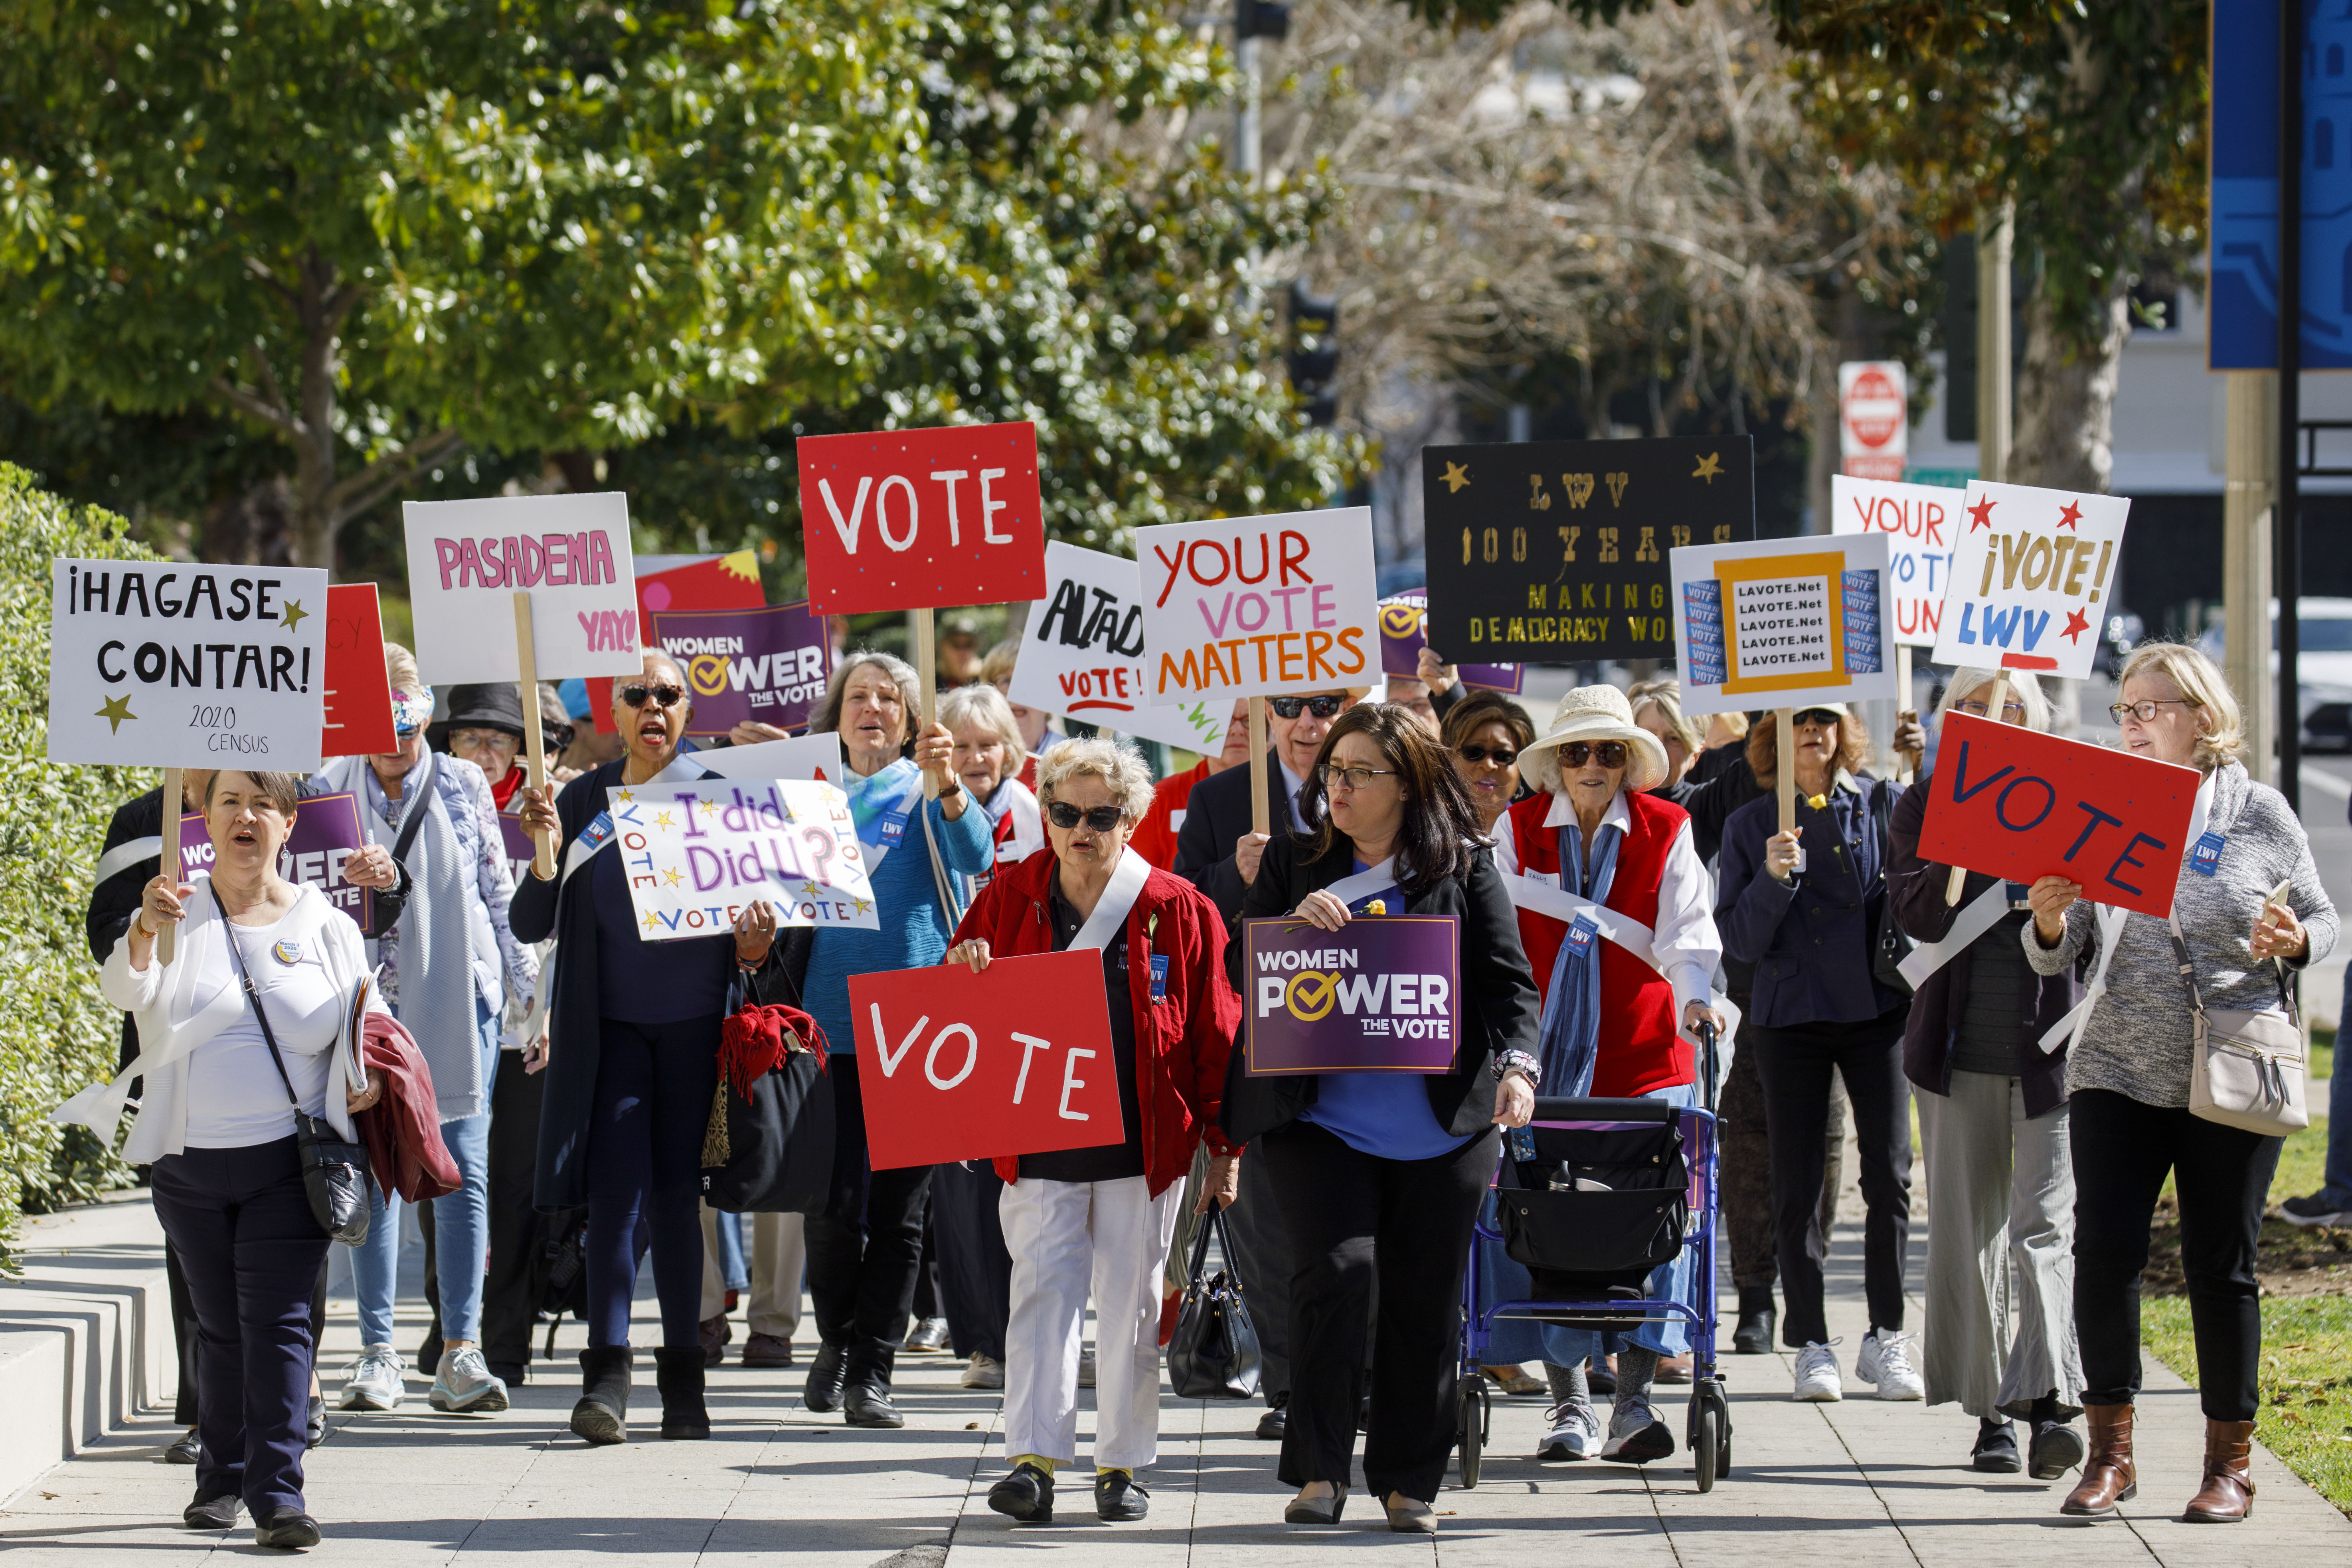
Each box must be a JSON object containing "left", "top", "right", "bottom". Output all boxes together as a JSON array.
[
  {"left": 1068, "top": 846, "right": 1153, "bottom": 951},
  {"left": 2037, "top": 902, "right": 2130, "bottom": 1056},
  {"left": 1320, "top": 856, "right": 1401, "bottom": 912},
  {"left": 96, "top": 834, "right": 164, "bottom": 887},
  {"left": 1502, "top": 870, "right": 1660, "bottom": 968},
  {"left": 1897, "top": 882, "right": 2010, "bottom": 989}
]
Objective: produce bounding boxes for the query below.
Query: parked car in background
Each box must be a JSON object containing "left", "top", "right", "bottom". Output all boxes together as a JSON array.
[{"left": 2196, "top": 597, "right": 2352, "bottom": 751}]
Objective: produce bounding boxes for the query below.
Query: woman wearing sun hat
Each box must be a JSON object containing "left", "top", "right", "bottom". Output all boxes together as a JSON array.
[{"left": 1488, "top": 683, "right": 1726, "bottom": 1466}]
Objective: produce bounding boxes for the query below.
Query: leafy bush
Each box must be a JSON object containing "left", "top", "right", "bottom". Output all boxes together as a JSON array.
[{"left": 0, "top": 463, "right": 156, "bottom": 1267}]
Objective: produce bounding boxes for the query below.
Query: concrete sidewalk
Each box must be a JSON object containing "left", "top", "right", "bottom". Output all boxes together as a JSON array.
[{"left": 3, "top": 1200, "right": 2346, "bottom": 1565}]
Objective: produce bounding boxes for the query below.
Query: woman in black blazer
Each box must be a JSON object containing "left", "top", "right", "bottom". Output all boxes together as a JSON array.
[{"left": 1221, "top": 704, "right": 1541, "bottom": 1535}]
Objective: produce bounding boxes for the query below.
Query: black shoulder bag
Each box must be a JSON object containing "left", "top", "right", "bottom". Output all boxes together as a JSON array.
[
  {"left": 1167, "top": 1206, "right": 1262, "bottom": 1401},
  {"left": 360, "top": 751, "right": 437, "bottom": 937},
  {"left": 215, "top": 885, "right": 374, "bottom": 1244},
  {"left": 1866, "top": 780, "right": 1915, "bottom": 996}
]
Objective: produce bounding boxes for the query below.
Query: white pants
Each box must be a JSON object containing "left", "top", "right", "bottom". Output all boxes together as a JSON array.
[
  {"left": 998, "top": 1175, "right": 1181, "bottom": 1470},
  {"left": 699, "top": 1206, "right": 806, "bottom": 1339}
]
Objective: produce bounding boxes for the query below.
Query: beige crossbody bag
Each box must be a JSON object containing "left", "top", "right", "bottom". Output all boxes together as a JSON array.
[{"left": 2165, "top": 911, "right": 2309, "bottom": 1136}]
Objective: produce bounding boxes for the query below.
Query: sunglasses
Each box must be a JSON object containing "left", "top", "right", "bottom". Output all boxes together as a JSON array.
[
  {"left": 1792, "top": 709, "right": 1842, "bottom": 728},
  {"left": 1269, "top": 694, "right": 1346, "bottom": 720},
  {"left": 620, "top": 683, "right": 686, "bottom": 709},
  {"left": 1559, "top": 741, "right": 1629, "bottom": 769},
  {"left": 1046, "top": 801, "right": 1127, "bottom": 832},
  {"left": 1456, "top": 743, "right": 1519, "bottom": 767}
]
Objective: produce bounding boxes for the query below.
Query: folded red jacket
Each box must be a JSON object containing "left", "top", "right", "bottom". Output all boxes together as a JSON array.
[{"left": 354, "top": 1008, "right": 461, "bottom": 1204}]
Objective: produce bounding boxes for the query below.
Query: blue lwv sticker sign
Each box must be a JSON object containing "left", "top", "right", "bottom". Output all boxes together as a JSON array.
[{"left": 1928, "top": 480, "right": 2129, "bottom": 683}]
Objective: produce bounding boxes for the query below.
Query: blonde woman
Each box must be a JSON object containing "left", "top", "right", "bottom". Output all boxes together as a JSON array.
[{"left": 2027, "top": 644, "right": 2336, "bottom": 1523}]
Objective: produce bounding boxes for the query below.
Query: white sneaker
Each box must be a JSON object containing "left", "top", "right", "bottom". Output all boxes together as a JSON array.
[
  {"left": 1855, "top": 1330, "right": 1924, "bottom": 1400},
  {"left": 961, "top": 1352, "right": 1005, "bottom": 1390},
  {"left": 1537, "top": 1400, "right": 1601, "bottom": 1461},
  {"left": 1791, "top": 1340, "right": 1844, "bottom": 1402},
  {"left": 1599, "top": 1395, "right": 1676, "bottom": 1463},
  {"left": 338, "top": 1345, "right": 405, "bottom": 1411},
  {"left": 428, "top": 1347, "right": 510, "bottom": 1413},
  {"left": 1078, "top": 1349, "right": 1097, "bottom": 1389}
]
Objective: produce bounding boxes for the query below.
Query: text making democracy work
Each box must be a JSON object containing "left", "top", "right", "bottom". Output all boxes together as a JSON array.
[
  {"left": 66, "top": 565, "right": 314, "bottom": 694},
  {"left": 1254, "top": 943, "right": 1455, "bottom": 1042},
  {"left": 1732, "top": 577, "right": 1830, "bottom": 668}
]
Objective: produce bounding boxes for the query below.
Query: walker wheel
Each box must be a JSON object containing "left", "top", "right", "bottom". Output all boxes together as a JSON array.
[
  {"left": 1457, "top": 1379, "right": 1487, "bottom": 1489},
  {"left": 1694, "top": 1400, "right": 1720, "bottom": 1493}
]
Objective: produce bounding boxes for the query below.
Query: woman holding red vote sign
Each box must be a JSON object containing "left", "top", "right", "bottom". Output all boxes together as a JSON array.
[
  {"left": 2022, "top": 644, "right": 2337, "bottom": 1525},
  {"left": 512, "top": 650, "right": 788, "bottom": 1449},
  {"left": 941, "top": 738, "right": 1239, "bottom": 1528},
  {"left": 1221, "top": 705, "right": 1540, "bottom": 1536},
  {"left": 797, "top": 652, "right": 994, "bottom": 1430}
]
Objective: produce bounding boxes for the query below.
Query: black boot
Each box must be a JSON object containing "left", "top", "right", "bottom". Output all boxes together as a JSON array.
[
  {"left": 654, "top": 1347, "right": 711, "bottom": 1440},
  {"left": 571, "top": 1346, "right": 632, "bottom": 1446},
  {"left": 1731, "top": 1286, "right": 1776, "bottom": 1355},
  {"left": 804, "top": 1341, "right": 849, "bottom": 1413}
]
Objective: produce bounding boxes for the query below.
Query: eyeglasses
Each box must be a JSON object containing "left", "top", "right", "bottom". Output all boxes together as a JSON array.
[
  {"left": 1046, "top": 801, "right": 1127, "bottom": 832},
  {"left": 1318, "top": 762, "right": 1398, "bottom": 790},
  {"left": 1559, "top": 741, "right": 1629, "bottom": 769},
  {"left": 2110, "top": 698, "right": 2197, "bottom": 724},
  {"left": 619, "top": 683, "right": 685, "bottom": 709},
  {"left": 1954, "top": 699, "right": 2025, "bottom": 721},
  {"left": 1791, "top": 709, "right": 1843, "bottom": 728},
  {"left": 1456, "top": 743, "right": 1519, "bottom": 767},
  {"left": 450, "top": 727, "right": 520, "bottom": 754},
  {"left": 1270, "top": 695, "right": 1347, "bottom": 720}
]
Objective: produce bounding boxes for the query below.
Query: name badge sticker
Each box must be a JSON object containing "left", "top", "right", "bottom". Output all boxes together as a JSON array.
[
  {"left": 2189, "top": 830, "right": 2226, "bottom": 878},
  {"left": 1148, "top": 953, "right": 1170, "bottom": 1002},
  {"left": 1565, "top": 912, "right": 1599, "bottom": 959}
]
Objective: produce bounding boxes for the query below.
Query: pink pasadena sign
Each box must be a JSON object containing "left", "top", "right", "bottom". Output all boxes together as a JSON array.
[{"left": 402, "top": 493, "right": 643, "bottom": 683}]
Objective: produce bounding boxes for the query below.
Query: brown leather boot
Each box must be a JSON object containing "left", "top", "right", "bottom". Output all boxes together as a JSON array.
[
  {"left": 2059, "top": 1402, "right": 2135, "bottom": 1517},
  {"left": 2182, "top": 1419, "right": 2257, "bottom": 1523}
]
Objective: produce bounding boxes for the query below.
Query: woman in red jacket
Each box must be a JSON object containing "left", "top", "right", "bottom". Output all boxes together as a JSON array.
[{"left": 943, "top": 738, "right": 1243, "bottom": 1528}]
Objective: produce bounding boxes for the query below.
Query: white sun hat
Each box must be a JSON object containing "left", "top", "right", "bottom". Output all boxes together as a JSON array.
[{"left": 1520, "top": 684, "right": 1670, "bottom": 795}]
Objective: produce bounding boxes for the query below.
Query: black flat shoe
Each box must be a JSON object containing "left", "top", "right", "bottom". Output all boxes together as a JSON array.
[
  {"left": 844, "top": 1380, "right": 903, "bottom": 1429},
  {"left": 803, "top": 1342, "right": 848, "bottom": 1413},
  {"left": 2030, "top": 1419, "right": 2086, "bottom": 1481},
  {"left": 1254, "top": 1403, "right": 1287, "bottom": 1440},
  {"left": 183, "top": 1490, "right": 241, "bottom": 1530},
  {"left": 164, "top": 1427, "right": 201, "bottom": 1465},
  {"left": 1096, "top": 1469, "right": 1150, "bottom": 1521},
  {"left": 253, "top": 1507, "right": 322, "bottom": 1550},
  {"left": 1283, "top": 1482, "right": 1347, "bottom": 1525},
  {"left": 1973, "top": 1418, "right": 2022, "bottom": 1474},
  {"left": 987, "top": 1461, "right": 1055, "bottom": 1524}
]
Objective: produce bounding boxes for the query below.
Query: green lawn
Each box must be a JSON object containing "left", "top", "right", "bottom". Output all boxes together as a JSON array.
[{"left": 2313, "top": 1020, "right": 2335, "bottom": 1084}]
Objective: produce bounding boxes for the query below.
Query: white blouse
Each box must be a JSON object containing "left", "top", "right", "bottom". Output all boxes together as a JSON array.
[
  {"left": 1493, "top": 789, "right": 1724, "bottom": 1016},
  {"left": 183, "top": 907, "right": 345, "bottom": 1148}
]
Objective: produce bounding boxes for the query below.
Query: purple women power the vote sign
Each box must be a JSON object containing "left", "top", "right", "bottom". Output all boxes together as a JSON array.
[{"left": 1243, "top": 914, "right": 1462, "bottom": 1076}]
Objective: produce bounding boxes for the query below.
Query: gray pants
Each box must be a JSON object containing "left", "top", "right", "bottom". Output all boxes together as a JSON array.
[{"left": 1917, "top": 1071, "right": 2083, "bottom": 1420}]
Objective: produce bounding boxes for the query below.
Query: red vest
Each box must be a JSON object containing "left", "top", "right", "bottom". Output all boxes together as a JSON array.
[{"left": 1505, "top": 789, "right": 1691, "bottom": 1097}]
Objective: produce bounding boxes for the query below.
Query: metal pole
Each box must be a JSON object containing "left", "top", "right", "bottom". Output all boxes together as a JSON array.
[
  {"left": 1976, "top": 201, "right": 2013, "bottom": 485},
  {"left": 1237, "top": 33, "right": 1261, "bottom": 186},
  {"left": 2280, "top": 0, "right": 2303, "bottom": 816}
]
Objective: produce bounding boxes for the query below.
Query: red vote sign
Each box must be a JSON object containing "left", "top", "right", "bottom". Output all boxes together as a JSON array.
[
  {"left": 322, "top": 584, "right": 397, "bottom": 757},
  {"left": 848, "top": 948, "right": 1121, "bottom": 1170},
  {"left": 796, "top": 421, "right": 1046, "bottom": 615},
  {"left": 1917, "top": 714, "right": 2200, "bottom": 918}
]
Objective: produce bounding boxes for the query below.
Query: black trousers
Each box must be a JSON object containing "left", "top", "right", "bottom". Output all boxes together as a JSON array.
[
  {"left": 1261, "top": 1119, "right": 1495, "bottom": 1504},
  {"left": 930, "top": 1159, "right": 1012, "bottom": 1362},
  {"left": 1747, "top": 1006, "right": 1913, "bottom": 1345},
  {"left": 2070, "top": 1087, "right": 2281, "bottom": 1420},
  {"left": 149, "top": 1137, "right": 330, "bottom": 1517},
  {"left": 484, "top": 1053, "right": 565, "bottom": 1368},
  {"left": 166, "top": 1237, "right": 202, "bottom": 1425},
  {"left": 1718, "top": 997, "right": 1845, "bottom": 1291},
  {"left": 804, "top": 1054, "right": 934, "bottom": 1385}
]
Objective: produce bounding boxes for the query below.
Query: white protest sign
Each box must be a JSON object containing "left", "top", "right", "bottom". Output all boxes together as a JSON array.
[
  {"left": 1009, "top": 542, "right": 1227, "bottom": 751},
  {"left": 1830, "top": 475, "right": 1959, "bottom": 648},
  {"left": 611, "top": 777, "right": 880, "bottom": 940},
  {"left": 48, "top": 559, "right": 331, "bottom": 769},
  {"left": 1134, "top": 507, "right": 1380, "bottom": 704},
  {"left": 1669, "top": 533, "right": 1897, "bottom": 717},
  {"left": 1928, "top": 480, "right": 2129, "bottom": 682},
  {"left": 698, "top": 733, "right": 847, "bottom": 784},
  {"left": 403, "top": 493, "right": 642, "bottom": 683}
]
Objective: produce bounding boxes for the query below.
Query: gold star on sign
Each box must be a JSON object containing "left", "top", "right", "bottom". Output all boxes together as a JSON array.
[
  {"left": 640, "top": 910, "right": 660, "bottom": 932},
  {"left": 799, "top": 880, "right": 825, "bottom": 902},
  {"left": 95, "top": 693, "right": 137, "bottom": 733},
  {"left": 852, "top": 895, "right": 874, "bottom": 916},
  {"left": 615, "top": 789, "right": 635, "bottom": 805},
  {"left": 698, "top": 799, "right": 719, "bottom": 816},
  {"left": 1691, "top": 451, "right": 1723, "bottom": 484},
  {"left": 1441, "top": 461, "right": 1471, "bottom": 494},
  {"left": 279, "top": 599, "right": 308, "bottom": 632},
  {"left": 653, "top": 811, "right": 675, "bottom": 830},
  {"left": 662, "top": 867, "right": 684, "bottom": 887}
]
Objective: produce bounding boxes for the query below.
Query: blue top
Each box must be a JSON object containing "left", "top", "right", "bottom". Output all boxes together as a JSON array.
[
  {"left": 592, "top": 844, "right": 736, "bottom": 1023},
  {"left": 1715, "top": 776, "right": 1909, "bottom": 1029},
  {"left": 805, "top": 790, "right": 995, "bottom": 1054},
  {"left": 1299, "top": 861, "right": 1472, "bottom": 1162}
]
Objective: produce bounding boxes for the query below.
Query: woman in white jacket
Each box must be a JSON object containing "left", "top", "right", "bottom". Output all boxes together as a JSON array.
[{"left": 59, "top": 769, "right": 386, "bottom": 1551}]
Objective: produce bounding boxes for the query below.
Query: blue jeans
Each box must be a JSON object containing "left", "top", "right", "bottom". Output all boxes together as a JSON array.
[
  {"left": 2321, "top": 1060, "right": 2352, "bottom": 1207},
  {"left": 350, "top": 997, "right": 500, "bottom": 1347}
]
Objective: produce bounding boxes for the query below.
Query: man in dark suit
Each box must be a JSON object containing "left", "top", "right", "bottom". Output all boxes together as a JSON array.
[{"left": 1169, "top": 686, "right": 1361, "bottom": 1440}]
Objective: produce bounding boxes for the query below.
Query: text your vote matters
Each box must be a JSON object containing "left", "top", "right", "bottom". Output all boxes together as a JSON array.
[{"left": 849, "top": 949, "right": 1123, "bottom": 1170}]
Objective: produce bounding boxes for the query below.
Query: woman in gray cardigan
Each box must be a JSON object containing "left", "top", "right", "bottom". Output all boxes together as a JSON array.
[{"left": 2024, "top": 643, "right": 2335, "bottom": 1526}]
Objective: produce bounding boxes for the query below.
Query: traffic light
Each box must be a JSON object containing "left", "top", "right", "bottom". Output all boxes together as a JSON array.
[
  {"left": 1287, "top": 281, "right": 1340, "bottom": 427},
  {"left": 1237, "top": 0, "right": 1290, "bottom": 40}
]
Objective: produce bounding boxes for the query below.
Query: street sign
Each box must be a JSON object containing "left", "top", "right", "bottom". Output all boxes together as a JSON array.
[{"left": 1838, "top": 361, "right": 1908, "bottom": 480}]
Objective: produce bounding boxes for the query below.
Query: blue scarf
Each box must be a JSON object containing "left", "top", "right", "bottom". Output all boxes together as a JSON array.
[
  {"left": 1534, "top": 818, "right": 1620, "bottom": 1096},
  {"left": 845, "top": 756, "right": 924, "bottom": 852}
]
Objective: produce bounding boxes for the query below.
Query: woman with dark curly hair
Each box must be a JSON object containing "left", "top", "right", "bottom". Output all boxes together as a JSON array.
[{"left": 1223, "top": 703, "right": 1542, "bottom": 1535}]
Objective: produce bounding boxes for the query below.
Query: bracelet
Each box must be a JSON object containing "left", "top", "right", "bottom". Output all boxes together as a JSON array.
[
  {"left": 1494, "top": 1049, "right": 1541, "bottom": 1087},
  {"left": 133, "top": 910, "right": 155, "bottom": 939}
]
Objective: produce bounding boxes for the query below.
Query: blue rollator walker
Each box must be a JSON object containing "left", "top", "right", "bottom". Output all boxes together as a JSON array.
[{"left": 1456, "top": 1023, "right": 1729, "bottom": 1491}]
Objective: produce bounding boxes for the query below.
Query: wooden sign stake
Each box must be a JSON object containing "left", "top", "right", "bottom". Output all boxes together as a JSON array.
[
  {"left": 513, "top": 592, "right": 556, "bottom": 880},
  {"left": 1775, "top": 709, "right": 1795, "bottom": 836},
  {"left": 1248, "top": 696, "right": 1271, "bottom": 840},
  {"left": 914, "top": 608, "right": 939, "bottom": 800},
  {"left": 1894, "top": 645, "right": 1915, "bottom": 784},
  {"left": 158, "top": 767, "right": 184, "bottom": 967},
  {"left": 1943, "top": 672, "right": 2008, "bottom": 905}
]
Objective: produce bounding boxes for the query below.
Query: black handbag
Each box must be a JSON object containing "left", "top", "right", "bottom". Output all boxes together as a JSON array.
[
  {"left": 1167, "top": 1206, "right": 1262, "bottom": 1401},
  {"left": 215, "top": 885, "right": 373, "bottom": 1245},
  {"left": 699, "top": 1001, "right": 836, "bottom": 1214},
  {"left": 1866, "top": 779, "right": 1915, "bottom": 996}
]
